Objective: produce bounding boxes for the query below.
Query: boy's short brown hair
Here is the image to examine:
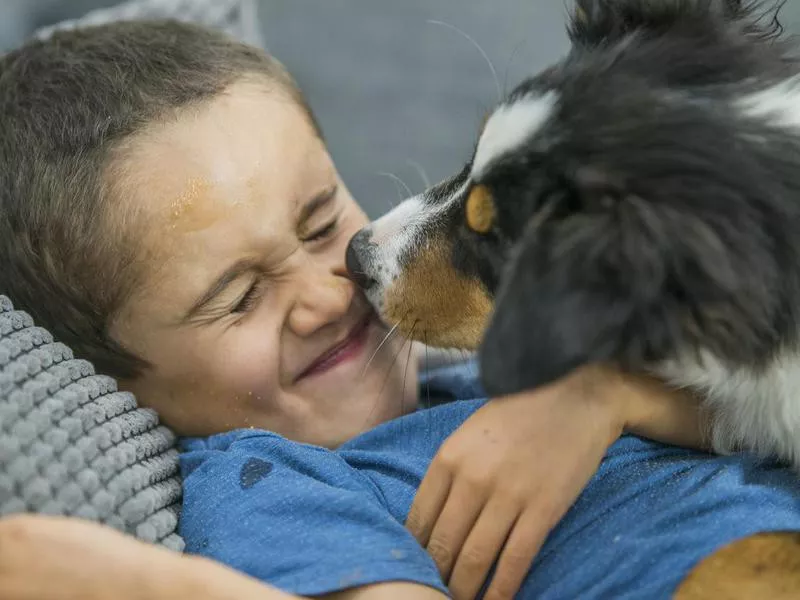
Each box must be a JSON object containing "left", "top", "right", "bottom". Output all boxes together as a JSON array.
[{"left": 0, "top": 20, "right": 317, "bottom": 378}]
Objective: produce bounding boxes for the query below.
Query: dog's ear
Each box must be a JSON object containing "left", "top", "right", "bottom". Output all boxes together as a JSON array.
[
  {"left": 476, "top": 194, "right": 652, "bottom": 397},
  {"left": 477, "top": 219, "right": 637, "bottom": 398},
  {"left": 568, "top": 0, "right": 767, "bottom": 47},
  {"left": 476, "top": 165, "right": 722, "bottom": 398},
  {"left": 477, "top": 156, "right": 779, "bottom": 398}
]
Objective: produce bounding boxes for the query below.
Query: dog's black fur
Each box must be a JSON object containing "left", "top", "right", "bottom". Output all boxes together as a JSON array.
[{"left": 462, "top": 0, "right": 800, "bottom": 398}]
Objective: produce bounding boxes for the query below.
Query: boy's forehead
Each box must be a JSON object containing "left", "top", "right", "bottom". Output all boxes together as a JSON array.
[{"left": 116, "top": 81, "right": 324, "bottom": 222}]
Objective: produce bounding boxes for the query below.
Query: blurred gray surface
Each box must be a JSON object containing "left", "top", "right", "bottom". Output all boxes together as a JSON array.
[
  {"left": 2, "top": 1, "right": 799, "bottom": 217},
  {"left": 259, "top": 1, "right": 569, "bottom": 217}
]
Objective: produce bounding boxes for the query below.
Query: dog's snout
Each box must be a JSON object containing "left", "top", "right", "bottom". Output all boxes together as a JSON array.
[{"left": 346, "top": 230, "right": 376, "bottom": 291}]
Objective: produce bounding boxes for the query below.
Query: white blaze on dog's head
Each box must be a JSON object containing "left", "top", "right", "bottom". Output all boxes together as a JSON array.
[
  {"left": 365, "top": 178, "right": 470, "bottom": 288},
  {"left": 472, "top": 91, "right": 559, "bottom": 179},
  {"left": 362, "top": 195, "right": 427, "bottom": 304}
]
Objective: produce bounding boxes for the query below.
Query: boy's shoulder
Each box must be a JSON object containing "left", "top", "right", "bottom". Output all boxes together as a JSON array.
[
  {"left": 177, "top": 415, "right": 450, "bottom": 598},
  {"left": 181, "top": 426, "right": 320, "bottom": 456}
]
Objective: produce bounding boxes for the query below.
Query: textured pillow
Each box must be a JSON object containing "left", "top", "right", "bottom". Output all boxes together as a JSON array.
[{"left": 0, "top": 295, "right": 184, "bottom": 550}]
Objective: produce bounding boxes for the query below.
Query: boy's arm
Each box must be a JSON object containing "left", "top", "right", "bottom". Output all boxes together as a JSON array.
[
  {"left": 612, "top": 370, "right": 710, "bottom": 450},
  {"left": 322, "top": 583, "right": 448, "bottom": 600},
  {"left": 407, "top": 365, "right": 711, "bottom": 599},
  {"left": 0, "top": 513, "right": 448, "bottom": 600},
  {"left": 174, "top": 553, "right": 448, "bottom": 600}
]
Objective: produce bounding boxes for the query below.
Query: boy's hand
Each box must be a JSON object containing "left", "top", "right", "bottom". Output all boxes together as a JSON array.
[{"left": 406, "top": 366, "right": 629, "bottom": 600}]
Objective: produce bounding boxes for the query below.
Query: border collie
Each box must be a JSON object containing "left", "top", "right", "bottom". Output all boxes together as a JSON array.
[{"left": 345, "top": 0, "right": 800, "bottom": 469}]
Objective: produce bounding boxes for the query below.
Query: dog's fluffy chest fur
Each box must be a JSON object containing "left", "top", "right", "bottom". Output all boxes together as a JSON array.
[{"left": 657, "top": 350, "right": 800, "bottom": 467}]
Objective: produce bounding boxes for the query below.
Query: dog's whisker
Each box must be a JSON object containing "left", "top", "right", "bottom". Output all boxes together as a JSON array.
[
  {"left": 427, "top": 19, "right": 501, "bottom": 102},
  {"left": 424, "top": 331, "right": 431, "bottom": 409},
  {"left": 401, "top": 320, "right": 419, "bottom": 419},
  {"left": 406, "top": 158, "right": 432, "bottom": 189},
  {"left": 362, "top": 321, "right": 401, "bottom": 378},
  {"left": 378, "top": 171, "right": 414, "bottom": 200},
  {"left": 367, "top": 324, "right": 410, "bottom": 431},
  {"left": 368, "top": 315, "right": 418, "bottom": 428}
]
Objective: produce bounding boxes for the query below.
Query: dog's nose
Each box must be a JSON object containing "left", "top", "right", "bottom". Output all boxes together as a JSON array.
[{"left": 346, "top": 231, "right": 376, "bottom": 291}]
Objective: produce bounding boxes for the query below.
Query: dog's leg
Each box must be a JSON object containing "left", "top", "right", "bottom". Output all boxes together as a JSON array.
[{"left": 674, "top": 531, "right": 800, "bottom": 599}]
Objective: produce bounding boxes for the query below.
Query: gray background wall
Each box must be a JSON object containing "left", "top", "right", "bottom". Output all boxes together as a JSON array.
[{"left": 2, "top": 1, "right": 799, "bottom": 217}]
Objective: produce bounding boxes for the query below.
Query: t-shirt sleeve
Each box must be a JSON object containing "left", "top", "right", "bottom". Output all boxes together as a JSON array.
[{"left": 179, "top": 432, "right": 448, "bottom": 598}]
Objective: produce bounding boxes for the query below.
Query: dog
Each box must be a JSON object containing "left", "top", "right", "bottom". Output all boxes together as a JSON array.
[{"left": 344, "top": 0, "right": 800, "bottom": 470}]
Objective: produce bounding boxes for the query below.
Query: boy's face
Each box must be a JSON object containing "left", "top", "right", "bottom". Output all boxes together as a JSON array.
[{"left": 111, "top": 80, "right": 417, "bottom": 447}]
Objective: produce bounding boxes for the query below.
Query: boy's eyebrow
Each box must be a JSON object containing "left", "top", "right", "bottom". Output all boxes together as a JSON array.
[{"left": 182, "top": 257, "right": 259, "bottom": 323}]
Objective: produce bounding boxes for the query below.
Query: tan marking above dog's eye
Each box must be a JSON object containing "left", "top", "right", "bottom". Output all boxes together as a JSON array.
[
  {"left": 575, "top": 5, "right": 587, "bottom": 24},
  {"left": 465, "top": 184, "right": 496, "bottom": 234}
]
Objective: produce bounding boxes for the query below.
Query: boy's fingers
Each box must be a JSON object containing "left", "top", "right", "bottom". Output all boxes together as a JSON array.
[
  {"left": 449, "top": 495, "right": 519, "bottom": 600},
  {"left": 484, "top": 509, "right": 548, "bottom": 600},
  {"left": 407, "top": 461, "right": 453, "bottom": 546},
  {"left": 425, "top": 479, "right": 486, "bottom": 580}
]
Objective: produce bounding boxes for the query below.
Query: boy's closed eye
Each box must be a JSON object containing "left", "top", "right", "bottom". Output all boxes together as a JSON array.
[
  {"left": 302, "top": 218, "right": 339, "bottom": 243},
  {"left": 231, "top": 277, "right": 267, "bottom": 314},
  {"left": 184, "top": 185, "right": 344, "bottom": 322},
  {"left": 229, "top": 194, "right": 344, "bottom": 316}
]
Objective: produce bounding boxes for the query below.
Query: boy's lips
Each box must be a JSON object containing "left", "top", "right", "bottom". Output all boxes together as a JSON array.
[{"left": 294, "top": 314, "right": 373, "bottom": 382}]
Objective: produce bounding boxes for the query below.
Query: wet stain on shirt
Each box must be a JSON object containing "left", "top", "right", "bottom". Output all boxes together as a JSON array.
[{"left": 239, "top": 457, "right": 274, "bottom": 489}]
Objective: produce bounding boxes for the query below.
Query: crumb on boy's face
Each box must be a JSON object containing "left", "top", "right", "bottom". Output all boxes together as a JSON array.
[{"left": 110, "top": 80, "right": 418, "bottom": 447}]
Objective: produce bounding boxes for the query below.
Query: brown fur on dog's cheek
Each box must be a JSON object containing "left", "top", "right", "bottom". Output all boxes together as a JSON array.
[
  {"left": 383, "top": 236, "right": 493, "bottom": 350},
  {"left": 674, "top": 532, "right": 800, "bottom": 599}
]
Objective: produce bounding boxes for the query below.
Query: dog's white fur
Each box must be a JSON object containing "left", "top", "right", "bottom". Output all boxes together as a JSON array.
[
  {"left": 472, "top": 92, "right": 559, "bottom": 179},
  {"left": 738, "top": 74, "right": 800, "bottom": 130},
  {"left": 656, "top": 351, "right": 800, "bottom": 466}
]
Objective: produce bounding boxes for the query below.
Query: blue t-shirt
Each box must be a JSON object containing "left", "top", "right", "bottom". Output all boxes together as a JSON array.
[{"left": 179, "top": 361, "right": 800, "bottom": 599}]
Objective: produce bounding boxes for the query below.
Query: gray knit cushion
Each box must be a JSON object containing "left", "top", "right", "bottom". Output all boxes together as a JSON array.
[{"left": 0, "top": 295, "right": 184, "bottom": 550}]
